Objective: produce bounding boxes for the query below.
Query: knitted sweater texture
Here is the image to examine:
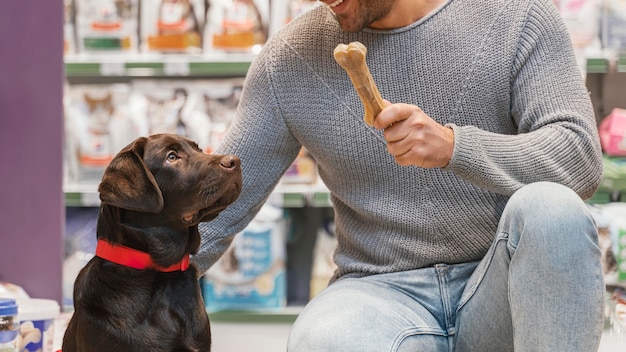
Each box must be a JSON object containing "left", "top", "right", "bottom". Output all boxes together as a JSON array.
[{"left": 195, "top": 0, "right": 603, "bottom": 280}]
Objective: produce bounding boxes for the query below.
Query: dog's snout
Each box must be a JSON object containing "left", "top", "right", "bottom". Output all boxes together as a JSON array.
[{"left": 219, "top": 155, "right": 240, "bottom": 170}]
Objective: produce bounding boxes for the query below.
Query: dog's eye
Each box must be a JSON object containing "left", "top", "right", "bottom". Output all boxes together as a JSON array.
[{"left": 166, "top": 152, "right": 179, "bottom": 163}]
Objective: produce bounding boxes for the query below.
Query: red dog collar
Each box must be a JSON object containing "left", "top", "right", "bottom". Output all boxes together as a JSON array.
[{"left": 95, "top": 239, "right": 190, "bottom": 272}]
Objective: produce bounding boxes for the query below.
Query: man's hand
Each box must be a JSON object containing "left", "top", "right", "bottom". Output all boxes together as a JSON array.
[{"left": 374, "top": 102, "right": 454, "bottom": 168}]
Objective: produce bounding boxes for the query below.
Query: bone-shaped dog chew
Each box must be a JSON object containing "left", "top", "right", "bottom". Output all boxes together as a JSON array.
[{"left": 334, "top": 41, "right": 385, "bottom": 126}]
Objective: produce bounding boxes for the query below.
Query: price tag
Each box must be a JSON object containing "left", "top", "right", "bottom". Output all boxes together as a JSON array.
[
  {"left": 164, "top": 61, "right": 190, "bottom": 76},
  {"left": 99, "top": 62, "right": 125, "bottom": 76}
]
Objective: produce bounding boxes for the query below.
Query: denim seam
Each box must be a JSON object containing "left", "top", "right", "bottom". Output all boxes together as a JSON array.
[
  {"left": 436, "top": 265, "right": 454, "bottom": 334},
  {"left": 390, "top": 326, "right": 447, "bottom": 352},
  {"left": 457, "top": 232, "right": 509, "bottom": 310}
]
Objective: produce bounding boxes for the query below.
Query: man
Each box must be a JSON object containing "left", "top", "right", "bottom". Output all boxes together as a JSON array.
[{"left": 195, "top": 0, "right": 605, "bottom": 350}]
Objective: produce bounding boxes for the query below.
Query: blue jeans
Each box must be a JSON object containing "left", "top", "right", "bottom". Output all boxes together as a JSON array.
[{"left": 287, "top": 182, "right": 605, "bottom": 351}]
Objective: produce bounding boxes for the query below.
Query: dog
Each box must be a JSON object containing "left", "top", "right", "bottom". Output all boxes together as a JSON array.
[{"left": 62, "top": 133, "right": 242, "bottom": 352}]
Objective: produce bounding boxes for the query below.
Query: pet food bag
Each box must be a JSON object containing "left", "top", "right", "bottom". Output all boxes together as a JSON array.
[
  {"left": 205, "top": 0, "right": 268, "bottom": 53},
  {"left": 141, "top": 0, "right": 205, "bottom": 53},
  {"left": 599, "top": 108, "right": 626, "bottom": 157},
  {"left": 64, "top": 0, "right": 76, "bottom": 55},
  {"left": 194, "top": 78, "right": 244, "bottom": 153},
  {"left": 603, "top": 0, "right": 626, "bottom": 51},
  {"left": 75, "top": 0, "right": 139, "bottom": 53},
  {"left": 202, "top": 204, "right": 287, "bottom": 311},
  {"left": 130, "top": 80, "right": 212, "bottom": 152},
  {"left": 591, "top": 203, "right": 626, "bottom": 285},
  {"left": 64, "top": 84, "right": 142, "bottom": 182},
  {"left": 269, "top": 0, "right": 319, "bottom": 36}
]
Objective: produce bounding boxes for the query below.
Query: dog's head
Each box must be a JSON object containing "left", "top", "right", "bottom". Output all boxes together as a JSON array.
[{"left": 97, "top": 133, "right": 242, "bottom": 254}]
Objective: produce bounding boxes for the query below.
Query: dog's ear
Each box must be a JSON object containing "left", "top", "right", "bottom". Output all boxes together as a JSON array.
[{"left": 98, "top": 137, "right": 164, "bottom": 213}]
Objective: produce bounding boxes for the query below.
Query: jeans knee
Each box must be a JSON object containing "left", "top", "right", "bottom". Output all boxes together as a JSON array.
[{"left": 500, "top": 182, "right": 597, "bottom": 250}]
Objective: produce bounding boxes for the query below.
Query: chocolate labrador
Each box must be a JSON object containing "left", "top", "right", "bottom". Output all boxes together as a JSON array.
[{"left": 62, "top": 133, "right": 242, "bottom": 352}]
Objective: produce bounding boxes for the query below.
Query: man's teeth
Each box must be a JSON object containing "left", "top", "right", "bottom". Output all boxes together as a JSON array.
[{"left": 329, "top": 0, "right": 344, "bottom": 8}]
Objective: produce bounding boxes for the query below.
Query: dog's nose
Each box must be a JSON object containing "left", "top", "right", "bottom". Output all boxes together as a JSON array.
[{"left": 219, "top": 155, "right": 241, "bottom": 170}]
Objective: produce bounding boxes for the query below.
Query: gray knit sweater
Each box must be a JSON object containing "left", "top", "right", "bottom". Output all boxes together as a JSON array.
[{"left": 195, "top": 0, "right": 603, "bottom": 281}]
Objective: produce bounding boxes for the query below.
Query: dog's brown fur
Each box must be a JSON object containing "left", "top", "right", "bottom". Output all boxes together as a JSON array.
[{"left": 62, "top": 133, "right": 242, "bottom": 352}]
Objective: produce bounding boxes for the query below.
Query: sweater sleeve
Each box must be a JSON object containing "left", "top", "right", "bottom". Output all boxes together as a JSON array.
[
  {"left": 192, "top": 43, "right": 302, "bottom": 274},
  {"left": 445, "top": 0, "right": 602, "bottom": 199}
]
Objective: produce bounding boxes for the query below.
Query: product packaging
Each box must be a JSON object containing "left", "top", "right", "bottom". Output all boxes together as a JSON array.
[
  {"left": 64, "top": 83, "right": 142, "bottom": 182},
  {"left": 589, "top": 203, "right": 626, "bottom": 287},
  {"left": 205, "top": 0, "right": 269, "bottom": 53},
  {"left": 269, "top": 0, "right": 319, "bottom": 36},
  {"left": 0, "top": 299, "right": 19, "bottom": 352},
  {"left": 599, "top": 108, "right": 626, "bottom": 157},
  {"left": 64, "top": 0, "right": 76, "bottom": 55},
  {"left": 74, "top": 0, "right": 139, "bottom": 53},
  {"left": 557, "top": 0, "right": 602, "bottom": 72},
  {"left": 16, "top": 299, "right": 60, "bottom": 352},
  {"left": 202, "top": 204, "right": 287, "bottom": 311},
  {"left": 309, "top": 222, "right": 337, "bottom": 300},
  {"left": 63, "top": 207, "right": 99, "bottom": 309},
  {"left": 141, "top": 0, "right": 205, "bottom": 53},
  {"left": 196, "top": 78, "right": 244, "bottom": 152},
  {"left": 130, "top": 80, "right": 212, "bottom": 152},
  {"left": 603, "top": 0, "right": 626, "bottom": 52}
]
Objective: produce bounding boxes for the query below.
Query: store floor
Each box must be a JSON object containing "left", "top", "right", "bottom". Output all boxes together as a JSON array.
[
  {"left": 54, "top": 312, "right": 625, "bottom": 351},
  {"left": 211, "top": 322, "right": 625, "bottom": 351}
]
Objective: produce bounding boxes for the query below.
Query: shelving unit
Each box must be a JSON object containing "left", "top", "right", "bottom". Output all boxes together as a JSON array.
[{"left": 64, "top": 53, "right": 255, "bottom": 78}]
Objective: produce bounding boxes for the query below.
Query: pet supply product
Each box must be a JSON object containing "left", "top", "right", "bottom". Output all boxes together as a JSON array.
[
  {"left": 16, "top": 299, "right": 60, "bottom": 352},
  {"left": 334, "top": 41, "right": 385, "bottom": 127},
  {"left": 203, "top": 204, "right": 287, "bottom": 311},
  {"left": 206, "top": 0, "right": 267, "bottom": 52},
  {"left": 603, "top": 0, "right": 626, "bottom": 52},
  {"left": 130, "top": 80, "right": 212, "bottom": 152},
  {"left": 269, "top": 0, "right": 319, "bottom": 35},
  {"left": 0, "top": 299, "right": 18, "bottom": 352},
  {"left": 198, "top": 78, "right": 244, "bottom": 152},
  {"left": 75, "top": 0, "right": 139, "bottom": 52},
  {"left": 141, "top": 0, "right": 205, "bottom": 53},
  {"left": 599, "top": 108, "right": 626, "bottom": 157},
  {"left": 64, "top": 0, "right": 76, "bottom": 55},
  {"left": 64, "top": 84, "right": 141, "bottom": 182}
]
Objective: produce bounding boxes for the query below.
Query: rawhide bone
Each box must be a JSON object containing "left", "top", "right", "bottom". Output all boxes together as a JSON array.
[{"left": 333, "top": 41, "right": 385, "bottom": 126}]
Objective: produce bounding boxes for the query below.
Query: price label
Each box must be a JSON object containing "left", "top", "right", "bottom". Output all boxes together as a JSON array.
[
  {"left": 99, "top": 62, "right": 125, "bottom": 76},
  {"left": 164, "top": 61, "right": 190, "bottom": 76}
]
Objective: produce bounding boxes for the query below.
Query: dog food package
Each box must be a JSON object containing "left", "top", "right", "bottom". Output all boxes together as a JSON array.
[
  {"left": 62, "top": 207, "right": 99, "bottom": 309},
  {"left": 74, "top": 0, "right": 139, "bottom": 53},
  {"left": 194, "top": 78, "right": 244, "bottom": 153},
  {"left": 204, "top": 0, "right": 269, "bottom": 53},
  {"left": 202, "top": 204, "right": 287, "bottom": 312},
  {"left": 603, "top": 0, "right": 626, "bottom": 52},
  {"left": 141, "top": 0, "right": 205, "bottom": 53},
  {"left": 309, "top": 221, "right": 338, "bottom": 300},
  {"left": 269, "top": 0, "right": 320, "bottom": 36},
  {"left": 64, "top": 83, "right": 143, "bottom": 182},
  {"left": 589, "top": 203, "right": 626, "bottom": 288},
  {"left": 130, "top": 80, "right": 213, "bottom": 152},
  {"left": 64, "top": 0, "right": 76, "bottom": 55},
  {"left": 557, "top": 0, "right": 602, "bottom": 71}
]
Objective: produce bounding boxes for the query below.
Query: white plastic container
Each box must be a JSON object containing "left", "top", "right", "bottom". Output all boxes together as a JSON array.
[{"left": 16, "top": 299, "right": 60, "bottom": 352}]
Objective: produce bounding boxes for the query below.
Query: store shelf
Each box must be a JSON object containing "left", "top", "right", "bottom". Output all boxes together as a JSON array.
[
  {"left": 64, "top": 52, "right": 255, "bottom": 78},
  {"left": 587, "top": 58, "right": 610, "bottom": 74},
  {"left": 64, "top": 180, "right": 332, "bottom": 208},
  {"left": 208, "top": 306, "right": 302, "bottom": 324}
]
